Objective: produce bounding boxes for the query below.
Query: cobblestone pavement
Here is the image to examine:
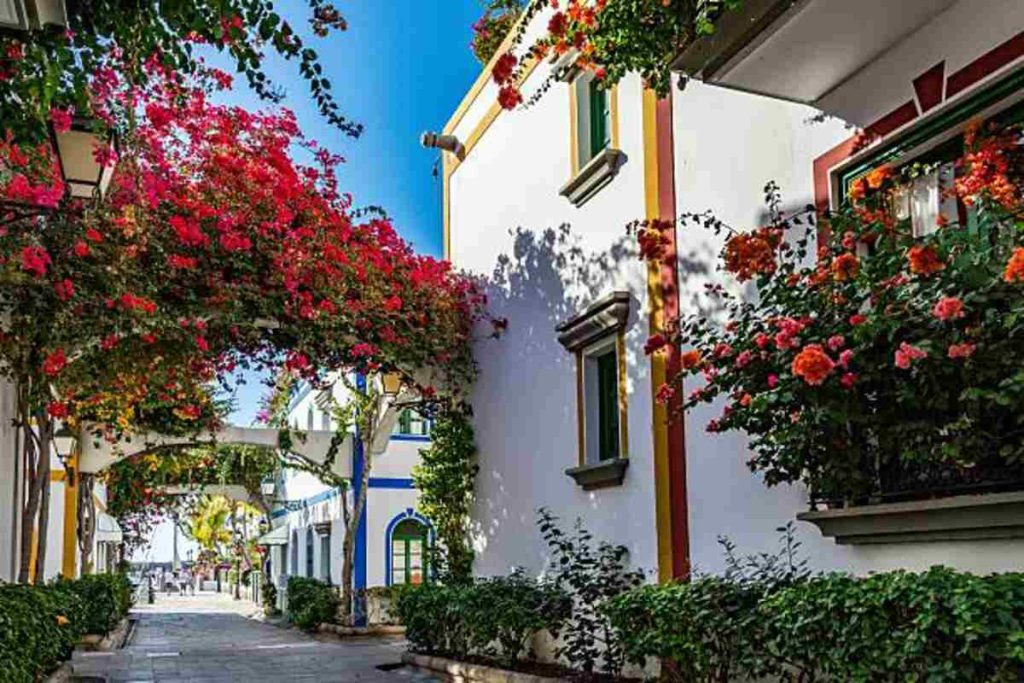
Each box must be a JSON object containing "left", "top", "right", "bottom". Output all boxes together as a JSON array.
[{"left": 70, "top": 591, "right": 441, "bottom": 683}]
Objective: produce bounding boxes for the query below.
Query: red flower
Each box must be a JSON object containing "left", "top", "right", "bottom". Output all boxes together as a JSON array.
[
  {"left": 85, "top": 227, "right": 103, "bottom": 242},
  {"left": 20, "top": 246, "right": 50, "bottom": 277},
  {"left": 46, "top": 401, "right": 69, "bottom": 419},
  {"left": 894, "top": 341, "right": 928, "bottom": 369},
  {"left": 840, "top": 372, "right": 858, "bottom": 389},
  {"left": 754, "top": 333, "right": 770, "bottom": 349},
  {"left": 194, "top": 335, "right": 209, "bottom": 352},
  {"left": 827, "top": 335, "right": 845, "bottom": 351},
  {"left": 43, "top": 348, "right": 67, "bottom": 377},
  {"left": 73, "top": 241, "right": 90, "bottom": 257},
  {"left": 1004, "top": 247, "right": 1024, "bottom": 283},
  {"left": 644, "top": 334, "right": 667, "bottom": 355},
  {"left": 498, "top": 85, "right": 523, "bottom": 110},
  {"left": 50, "top": 107, "right": 73, "bottom": 134},
  {"left": 168, "top": 254, "right": 198, "bottom": 269},
  {"left": 54, "top": 278, "right": 74, "bottom": 301},
  {"left": 932, "top": 296, "right": 965, "bottom": 321},
  {"left": 948, "top": 342, "right": 976, "bottom": 359},
  {"left": 681, "top": 350, "right": 702, "bottom": 370},
  {"left": 655, "top": 382, "right": 676, "bottom": 404},
  {"left": 907, "top": 245, "right": 945, "bottom": 276},
  {"left": 849, "top": 313, "right": 867, "bottom": 326},
  {"left": 838, "top": 349, "right": 854, "bottom": 368},
  {"left": 831, "top": 252, "right": 859, "bottom": 282},
  {"left": 548, "top": 11, "right": 567, "bottom": 37},
  {"left": 791, "top": 344, "right": 835, "bottom": 386},
  {"left": 767, "top": 374, "right": 779, "bottom": 389},
  {"left": 492, "top": 52, "right": 517, "bottom": 84},
  {"left": 383, "top": 295, "right": 403, "bottom": 312}
]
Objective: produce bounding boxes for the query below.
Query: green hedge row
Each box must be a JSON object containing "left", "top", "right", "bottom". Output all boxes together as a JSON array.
[
  {"left": 0, "top": 573, "right": 133, "bottom": 683},
  {"left": 394, "top": 572, "right": 569, "bottom": 667},
  {"left": 605, "top": 566, "right": 1024, "bottom": 683},
  {"left": 286, "top": 576, "right": 339, "bottom": 630}
]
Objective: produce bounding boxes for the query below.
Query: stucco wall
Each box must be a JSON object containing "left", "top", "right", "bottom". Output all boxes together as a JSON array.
[{"left": 449, "top": 35, "right": 660, "bottom": 575}]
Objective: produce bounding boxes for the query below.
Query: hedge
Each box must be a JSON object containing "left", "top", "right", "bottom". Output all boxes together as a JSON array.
[
  {"left": 605, "top": 566, "right": 1024, "bottom": 683},
  {"left": 0, "top": 572, "right": 133, "bottom": 683},
  {"left": 394, "top": 572, "right": 569, "bottom": 667},
  {"left": 286, "top": 576, "right": 339, "bottom": 630}
]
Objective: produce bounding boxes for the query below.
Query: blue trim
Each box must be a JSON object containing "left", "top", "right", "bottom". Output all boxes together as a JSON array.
[
  {"left": 384, "top": 508, "right": 435, "bottom": 587},
  {"left": 269, "top": 488, "right": 341, "bottom": 519},
  {"left": 369, "top": 477, "right": 415, "bottom": 490},
  {"left": 352, "top": 374, "right": 368, "bottom": 626},
  {"left": 389, "top": 434, "right": 432, "bottom": 443},
  {"left": 288, "top": 381, "right": 313, "bottom": 413}
]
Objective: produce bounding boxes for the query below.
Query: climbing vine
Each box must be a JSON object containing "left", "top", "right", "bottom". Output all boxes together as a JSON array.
[{"left": 412, "top": 406, "right": 479, "bottom": 583}]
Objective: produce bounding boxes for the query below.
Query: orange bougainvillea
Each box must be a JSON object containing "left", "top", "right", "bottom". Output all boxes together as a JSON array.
[
  {"left": 724, "top": 227, "right": 783, "bottom": 282},
  {"left": 1004, "top": 247, "right": 1024, "bottom": 283},
  {"left": 907, "top": 245, "right": 946, "bottom": 275},
  {"left": 791, "top": 344, "right": 835, "bottom": 386},
  {"left": 831, "top": 252, "right": 860, "bottom": 282}
]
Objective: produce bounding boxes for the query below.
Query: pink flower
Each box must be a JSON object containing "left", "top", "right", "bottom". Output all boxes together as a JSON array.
[
  {"left": 754, "top": 333, "right": 770, "bottom": 349},
  {"left": 767, "top": 374, "right": 779, "bottom": 389},
  {"left": 734, "top": 350, "right": 754, "bottom": 368},
  {"left": 947, "top": 342, "right": 976, "bottom": 359},
  {"left": 20, "top": 246, "right": 50, "bottom": 277},
  {"left": 838, "top": 349, "right": 854, "bottom": 368},
  {"left": 827, "top": 335, "right": 845, "bottom": 351},
  {"left": 50, "top": 107, "right": 73, "bottom": 133},
  {"left": 714, "top": 343, "right": 733, "bottom": 358},
  {"left": 894, "top": 341, "right": 928, "bottom": 369},
  {"left": 92, "top": 143, "right": 118, "bottom": 168},
  {"left": 840, "top": 372, "right": 857, "bottom": 389},
  {"left": 932, "top": 296, "right": 965, "bottom": 321}
]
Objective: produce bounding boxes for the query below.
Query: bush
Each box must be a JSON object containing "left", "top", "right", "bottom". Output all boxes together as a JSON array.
[
  {"left": 606, "top": 566, "right": 1024, "bottom": 683},
  {"left": 0, "top": 582, "right": 86, "bottom": 683},
  {"left": 57, "top": 572, "right": 133, "bottom": 635},
  {"left": 394, "top": 573, "right": 568, "bottom": 666},
  {"left": 286, "top": 576, "right": 339, "bottom": 631}
]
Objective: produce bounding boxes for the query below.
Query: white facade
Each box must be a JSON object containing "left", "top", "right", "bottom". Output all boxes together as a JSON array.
[
  {"left": 443, "top": 0, "right": 1024, "bottom": 584},
  {"left": 267, "top": 375, "right": 433, "bottom": 619}
]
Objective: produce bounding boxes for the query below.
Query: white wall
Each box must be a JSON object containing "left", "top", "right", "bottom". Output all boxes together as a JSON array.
[
  {"left": 449, "top": 9, "right": 660, "bottom": 577},
  {"left": 673, "top": 77, "right": 1024, "bottom": 576},
  {"left": 0, "top": 379, "right": 19, "bottom": 581}
]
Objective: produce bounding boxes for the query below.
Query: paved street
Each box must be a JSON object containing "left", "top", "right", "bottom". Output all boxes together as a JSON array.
[{"left": 70, "top": 591, "right": 440, "bottom": 683}]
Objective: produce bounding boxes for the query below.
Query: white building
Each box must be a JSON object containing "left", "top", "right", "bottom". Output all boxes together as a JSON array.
[
  {"left": 441, "top": 0, "right": 1024, "bottom": 586},
  {"left": 263, "top": 375, "right": 434, "bottom": 621}
]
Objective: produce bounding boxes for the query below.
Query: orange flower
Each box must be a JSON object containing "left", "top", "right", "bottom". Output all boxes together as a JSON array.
[
  {"left": 831, "top": 252, "right": 860, "bottom": 282},
  {"left": 681, "top": 350, "right": 702, "bottom": 370},
  {"left": 866, "top": 165, "right": 892, "bottom": 190},
  {"left": 56, "top": 615, "right": 69, "bottom": 626},
  {"left": 791, "top": 344, "right": 835, "bottom": 386},
  {"left": 907, "top": 245, "right": 945, "bottom": 276},
  {"left": 723, "top": 227, "right": 781, "bottom": 282},
  {"left": 1004, "top": 247, "right": 1024, "bottom": 283}
]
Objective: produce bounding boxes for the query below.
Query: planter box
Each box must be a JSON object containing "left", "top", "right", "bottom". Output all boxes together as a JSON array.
[
  {"left": 77, "top": 617, "right": 132, "bottom": 652},
  {"left": 402, "top": 652, "right": 568, "bottom": 683}
]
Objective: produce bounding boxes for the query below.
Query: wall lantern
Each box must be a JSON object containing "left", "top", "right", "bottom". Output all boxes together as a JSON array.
[
  {"left": 0, "top": 0, "right": 66, "bottom": 30},
  {"left": 53, "top": 421, "right": 76, "bottom": 485},
  {"left": 51, "top": 118, "right": 117, "bottom": 201},
  {"left": 381, "top": 372, "right": 403, "bottom": 397}
]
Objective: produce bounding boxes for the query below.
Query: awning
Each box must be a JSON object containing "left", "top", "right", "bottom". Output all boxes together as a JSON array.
[
  {"left": 95, "top": 512, "right": 123, "bottom": 544},
  {"left": 255, "top": 524, "right": 289, "bottom": 546}
]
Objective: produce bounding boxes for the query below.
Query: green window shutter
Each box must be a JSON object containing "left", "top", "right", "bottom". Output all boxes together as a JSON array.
[
  {"left": 589, "top": 80, "right": 610, "bottom": 159},
  {"left": 398, "top": 409, "right": 412, "bottom": 434},
  {"left": 597, "top": 350, "right": 620, "bottom": 461}
]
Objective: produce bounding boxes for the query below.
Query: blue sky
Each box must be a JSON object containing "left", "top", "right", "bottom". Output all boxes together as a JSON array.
[{"left": 218, "top": 0, "right": 486, "bottom": 425}]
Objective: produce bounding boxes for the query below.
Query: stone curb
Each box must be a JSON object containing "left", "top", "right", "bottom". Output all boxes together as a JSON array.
[
  {"left": 401, "top": 652, "right": 568, "bottom": 683},
  {"left": 46, "top": 617, "right": 132, "bottom": 682},
  {"left": 319, "top": 623, "right": 406, "bottom": 637}
]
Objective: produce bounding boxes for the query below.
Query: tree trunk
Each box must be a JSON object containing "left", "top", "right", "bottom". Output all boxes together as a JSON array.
[
  {"left": 77, "top": 474, "right": 96, "bottom": 575},
  {"left": 17, "top": 417, "right": 37, "bottom": 583},
  {"left": 340, "top": 432, "right": 373, "bottom": 625},
  {"left": 33, "top": 423, "right": 51, "bottom": 585}
]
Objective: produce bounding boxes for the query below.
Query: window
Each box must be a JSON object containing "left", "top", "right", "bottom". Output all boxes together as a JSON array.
[
  {"left": 583, "top": 339, "right": 622, "bottom": 464},
  {"left": 305, "top": 528, "right": 314, "bottom": 578},
  {"left": 575, "top": 74, "right": 611, "bottom": 168},
  {"left": 306, "top": 407, "right": 314, "bottom": 432},
  {"left": 394, "top": 408, "right": 430, "bottom": 437},
  {"left": 320, "top": 534, "right": 331, "bottom": 582},
  {"left": 290, "top": 532, "right": 298, "bottom": 574},
  {"left": 390, "top": 519, "right": 428, "bottom": 586},
  {"left": 556, "top": 291, "right": 631, "bottom": 489},
  {"left": 321, "top": 411, "right": 331, "bottom": 431}
]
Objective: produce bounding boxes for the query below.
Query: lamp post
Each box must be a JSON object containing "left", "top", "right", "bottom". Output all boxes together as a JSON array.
[
  {"left": 50, "top": 118, "right": 117, "bottom": 201},
  {"left": 0, "top": 0, "right": 66, "bottom": 30},
  {"left": 53, "top": 422, "right": 76, "bottom": 486},
  {"left": 381, "top": 372, "right": 402, "bottom": 397}
]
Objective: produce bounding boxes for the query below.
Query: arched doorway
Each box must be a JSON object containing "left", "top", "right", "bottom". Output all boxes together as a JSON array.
[{"left": 388, "top": 517, "right": 429, "bottom": 586}]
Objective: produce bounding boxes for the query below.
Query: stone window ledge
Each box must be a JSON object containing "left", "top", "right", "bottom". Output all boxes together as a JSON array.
[
  {"left": 559, "top": 148, "right": 626, "bottom": 207},
  {"left": 556, "top": 291, "right": 631, "bottom": 353},
  {"left": 565, "top": 458, "right": 629, "bottom": 491},
  {"left": 797, "top": 491, "right": 1024, "bottom": 545}
]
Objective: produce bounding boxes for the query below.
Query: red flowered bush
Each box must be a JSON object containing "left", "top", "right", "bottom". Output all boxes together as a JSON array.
[{"left": 638, "top": 120, "right": 1024, "bottom": 502}]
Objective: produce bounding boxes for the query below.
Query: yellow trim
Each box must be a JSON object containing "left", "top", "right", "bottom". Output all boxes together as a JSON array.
[
  {"left": 442, "top": 9, "right": 534, "bottom": 136},
  {"left": 616, "top": 332, "right": 629, "bottom": 458},
  {"left": 62, "top": 454, "right": 78, "bottom": 577},
  {"left": 610, "top": 85, "right": 620, "bottom": 149},
  {"left": 575, "top": 350, "right": 585, "bottom": 467},
  {"left": 28, "top": 527, "right": 38, "bottom": 579},
  {"left": 442, "top": 56, "right": 540, "bottom": 259},
  {"left": 50, "top": 470, "right": 65, "bottom": 482},
  {"left": 642, "top": 89, "right": 674, "bottom": 583}
]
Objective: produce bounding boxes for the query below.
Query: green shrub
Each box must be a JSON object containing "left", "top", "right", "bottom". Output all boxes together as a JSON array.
[
  {"left": 56, "top": 572, "right": 133, "bottom": 635},
  {"left": 606, "top": 566, "right": 1024, "bottom": 683},
  {"left": 286, "top": 576, "right": 339, "bottom": 630},
  {"left": 0, "top": 582, "right": 87, "bottom": 683},
  {"left": 394, "top": 574, "right": 568, "bottom": 665}
]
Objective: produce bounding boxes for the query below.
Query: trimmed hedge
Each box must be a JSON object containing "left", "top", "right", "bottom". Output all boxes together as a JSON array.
[
  {"left": 605, "top": 566, "right": 1024, "bottom": 683},
  {"left": 394, "top": 572, "right": 569, "bottom": 667},
  {"left": 0, "top": 573, "right": 134, "bottom": 683},
  {"left": 286, "top": 576, "right": 339, "bottom": 630}
]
